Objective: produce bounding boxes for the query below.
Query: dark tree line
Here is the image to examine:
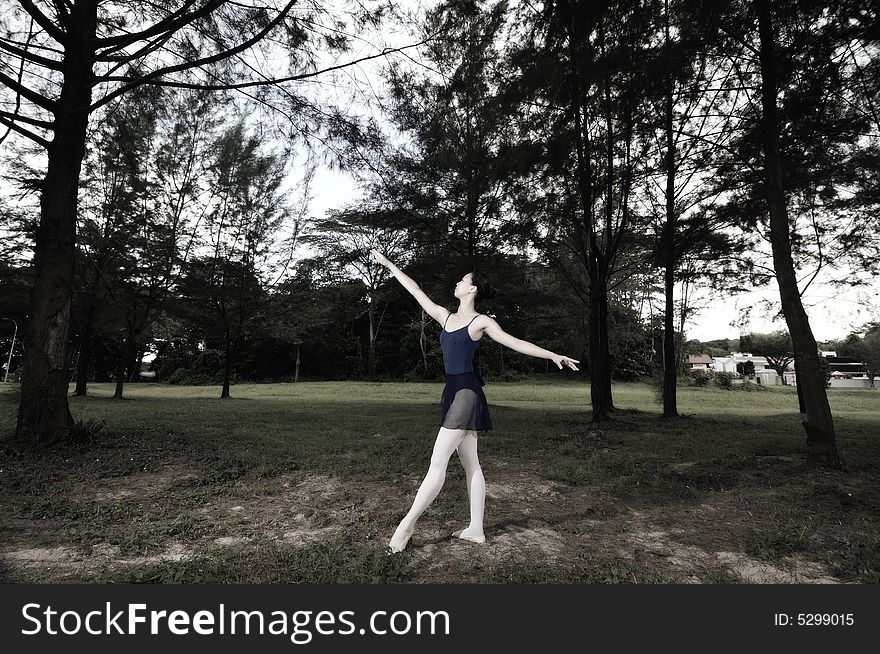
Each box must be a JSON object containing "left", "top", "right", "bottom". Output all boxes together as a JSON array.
[{"left": 1, "top": 0, "right": 879, "bottom": 469}]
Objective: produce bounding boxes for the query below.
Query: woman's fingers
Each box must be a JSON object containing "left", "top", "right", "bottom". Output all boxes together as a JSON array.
[{"left": 560, "top": 356, "right": 579, "bottom": 371}]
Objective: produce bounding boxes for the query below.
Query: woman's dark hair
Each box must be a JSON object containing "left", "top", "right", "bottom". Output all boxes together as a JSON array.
[{"left": 470, "top": 270, "right": 496, "bottom": 301}]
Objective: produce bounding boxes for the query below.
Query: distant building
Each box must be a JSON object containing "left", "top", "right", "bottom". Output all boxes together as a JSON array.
[
  {"left": 711, "top": 352, "right": 770, "bottom": 374},
  {"left": 825, "top": 356, "right": 870, "bottom": 387},
  {"left": 756, "top": 352, "right": 870, "bottom": 388},
  {"left": 687, "top": 354, "right": 713, "bottom": 371}
]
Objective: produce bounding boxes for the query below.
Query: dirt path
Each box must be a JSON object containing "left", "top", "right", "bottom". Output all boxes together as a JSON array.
[{"left": 1, "top": 459, "right": 845, "bottom": 583}]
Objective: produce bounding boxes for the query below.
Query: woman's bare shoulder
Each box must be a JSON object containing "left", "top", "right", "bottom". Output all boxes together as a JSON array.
[{"left": 473, "top": 314, "right": 500, "bottom": 332}]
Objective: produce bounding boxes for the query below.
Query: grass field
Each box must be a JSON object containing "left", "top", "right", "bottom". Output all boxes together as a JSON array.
[{"left": 1, "top": 380, "right": 878, "bottom": 583}]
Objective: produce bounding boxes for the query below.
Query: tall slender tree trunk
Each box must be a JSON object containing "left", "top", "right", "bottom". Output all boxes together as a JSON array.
[
  {"left": 367, "top": 299, "right": 376, "bottom": 376},
  {"left": 16, "top": 5, "right": 98, "bottom": 444},
  {"left": 113, "top": 336, "right": 127, "bottom": 400},
  {"left": 661, "top": 2, "right": 678, "bottom": 418},
  {"left": 597, "top": 283, "right": 614, "bottom": 414},
  {"left": 221, "top": 326, "right": 232, "bottom": 398},
  {"left": 465, "top": 166, "right": 479, "bottom": 258},
  {"left": 131, "top": 344, "right": 146, "bottom": 383},
  {"left": 755, "top": 0, "right": 838, "bottom": 466},
  {"left": 419, "top": 309, "right": 428, "bottom": 373},
  {"left": 562, "top": 0, "right": 614, "bottom": 421},
  {"left": 294, "top": 344, "right": 301, "bottom": 383},
  {"left": 74, "top": 318, "right": 94, "bottom": 396},
  {"left": 590, "top": 277, "right": 613, "bottom": 421},
  {"left": 661, "top": 259, "right": 677, "bottom": 417}
]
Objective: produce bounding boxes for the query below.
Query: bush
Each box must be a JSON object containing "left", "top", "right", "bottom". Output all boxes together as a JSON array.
[
  {"left": 713, "top": 371, "right": 735, "bottom": 390},
  {"left": 689, "top": 370, "right": 711, "bottom": 387},
  {"left": 739, "top": 380, "right": 768, "bottom": 392},
  {"left": 165, "top": 369, "right": 233, "bottom": 386}
]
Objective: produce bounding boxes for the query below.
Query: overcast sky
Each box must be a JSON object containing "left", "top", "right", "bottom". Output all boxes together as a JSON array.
[{"left": 306, "top": 161, "right": 880, "bottom": 344}]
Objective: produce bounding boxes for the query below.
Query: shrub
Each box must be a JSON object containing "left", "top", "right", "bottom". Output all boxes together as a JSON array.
[
  {"left": 740, "top": 380, "right": 768, "bottom": 392},
  {"left": 713, "top": 371, "right": 735, "bottom": 389}
]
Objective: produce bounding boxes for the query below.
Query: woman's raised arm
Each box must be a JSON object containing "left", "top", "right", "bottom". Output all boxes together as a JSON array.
[
  {"left": 479, "top": 316, "right": 580, "bottom": 370},
  {"left": 371, "top": 250, "right": 449, "bottom": 326}
]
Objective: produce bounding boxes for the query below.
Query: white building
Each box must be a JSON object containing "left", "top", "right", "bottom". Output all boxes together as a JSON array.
[
  {"left": 687, "top": 354, "right": 713, "bottom": 371},
  {"left": 711, "top": 352, "right": 770, "bottom": 374}
]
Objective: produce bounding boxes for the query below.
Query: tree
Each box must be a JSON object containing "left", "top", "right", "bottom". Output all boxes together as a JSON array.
[
  {"left": 749, "top": 330, "right": 794, "bottom": 381},
  {"left": 838, "top": 325, "right": 880, "bottom": 388},
  {"left": 202, "top": 122, "right": 291, "bottom": 397},
  {"left": 641, "top": 0, "right": 750, "bottom": 417},
  {"left": 375, "top": 0, "right": 513, "bottom": 260},
  {"left": 508, "top": 0, "right": 654, "bottom": 421},
  {"left": 704, "top": 0, "right": 877, "bottom": 465},
  {"left": 253, "top": 265, "right": 337, "bottom": 382},
  {"left": 752, "top": 0, "right": 839, "bottom": 464},
  {"left": 0, "top": 0, "right": 411, "bottom": 445},
  {"left": 72, "top": 85, "right": 163, "bottom": 396},
  {"left": 303, "top": 210, "right": 408, "bottom": 375}
]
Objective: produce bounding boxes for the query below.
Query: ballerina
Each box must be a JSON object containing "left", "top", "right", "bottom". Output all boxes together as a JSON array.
[{"left": 370, "top": 250, "right": 579, "bottom": 553}]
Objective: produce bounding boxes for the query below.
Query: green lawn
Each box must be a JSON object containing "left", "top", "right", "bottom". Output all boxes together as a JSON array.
[{"left": 1, "top": 380, "right": 878, "bottom": 583}]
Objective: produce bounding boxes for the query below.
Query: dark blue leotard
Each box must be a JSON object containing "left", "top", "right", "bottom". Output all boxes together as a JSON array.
[{"left": 439, "top": 314, "right": 492, "bottom": 432}]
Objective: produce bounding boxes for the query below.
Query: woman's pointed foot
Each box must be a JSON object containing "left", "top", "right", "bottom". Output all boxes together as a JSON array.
[
  {"left": 388, "top": 525, "right": 414, "bottom": 553},
  {"left": 452, "top": 527, "right": 486, "bottom": 544}
]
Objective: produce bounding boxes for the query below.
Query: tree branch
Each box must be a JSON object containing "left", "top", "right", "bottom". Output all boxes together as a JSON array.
[
  {"left": 95, "top": 0, "right": 207, "bottom": 51},
  {"left": 16, "top": 0, "right": 67, "bottom": 43},
  {"left": 92, "top": 0, "right": 300, "bottom": 108},
  {"left": 93, "top": 35, "right": 438, "bottom": 110},
  {"left": 0, "top": 68, "right": 56, "bottom": 111},
  {"left": 0, "top": 113, "right": 49, "bottom": 147},
  {"left": 0, "top": 109, "right": 53, "bottom": 128},
  {"left": 0, "top": 35, "right": 62, "bottom": 69}
]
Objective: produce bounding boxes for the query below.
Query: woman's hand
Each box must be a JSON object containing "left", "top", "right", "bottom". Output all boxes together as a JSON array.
[
  {"left": 552, "top": 354, "right": 580, "bottom": 371},
  {"left": 371, "top": 249, "right": 393, "bottom": 269}
]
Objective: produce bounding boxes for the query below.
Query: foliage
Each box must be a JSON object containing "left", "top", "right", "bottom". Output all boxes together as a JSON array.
[
  {"left": 837, "top": 325, "right": 880, "bottom": 387},
  {"left": 713, "top": 371, "right": 735, "bottom": 390},
  {"left": 749, "top": 331, "right": 795, "bottom": 379}
]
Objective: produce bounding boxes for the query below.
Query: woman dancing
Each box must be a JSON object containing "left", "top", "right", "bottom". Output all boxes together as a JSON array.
[{"left": 370, "top": 250, "right": 580, "bottom": 553}]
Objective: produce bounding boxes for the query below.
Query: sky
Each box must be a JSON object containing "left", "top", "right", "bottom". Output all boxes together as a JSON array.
[
  {"left": 300, "top": 4, "right": 880, "bottom": 346},
  {"left": 307, "top": 166, "right": 880, "bottom": 344},
  {"left": 683, "top": 282, "right": 879, "bottom": 343}
]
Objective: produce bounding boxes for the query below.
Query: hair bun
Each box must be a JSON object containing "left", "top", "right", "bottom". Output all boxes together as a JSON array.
[{"left": 470, "top": 270, "right": 495, "bottom": 301}]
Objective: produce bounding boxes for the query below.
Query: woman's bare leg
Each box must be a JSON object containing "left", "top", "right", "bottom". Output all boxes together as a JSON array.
[
  {"left": 389, "top": 427, "right": 467, "bottom": 552},
  {"left": 453, "top": 430, "right": 486, "bottom": 543}
]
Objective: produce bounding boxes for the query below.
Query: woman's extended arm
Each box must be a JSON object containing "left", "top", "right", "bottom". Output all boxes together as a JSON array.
[
  {"left": 480, "top": 316, "right": 579, "bottom": 371},
  {"left": 371, "top": 250, "right": 449, "bottom": 325}
]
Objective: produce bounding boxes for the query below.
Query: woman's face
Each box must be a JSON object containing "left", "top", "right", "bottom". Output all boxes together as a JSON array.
[{"left": 454, "top": 273, "right": 474, "bottom": 299}]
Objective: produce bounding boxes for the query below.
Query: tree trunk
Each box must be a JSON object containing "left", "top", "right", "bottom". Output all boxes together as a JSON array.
[
  {"left": 294, "top": 344, "right": 301, "bottom": 383},
  {"left": 15, "top": 6, "right": 97, "bottom": 444},
  {"left": 129, "top": 341, "right": 146, "bottom": 383},
  {"left": 661, "top": 0, "right": 678, "bottom": 418},
  {"left": 590, "top": 278, "right": 613, "bottom": 421},
  {"left": 74, "top": 318, "right": 94, "bottom": 396},
  {"left": 597, "top": 282, "right": 614, "bottom": 413},
  {"left": 419, "top": 309, "right": 428, "bottom": 373},
  {"left": 756, "top": 0, "right": 838, "bottom": 466},
  {"left": 113, "top": 337, "right": 127, "bottom": 400},
  {"left": 562, "top": 3, "right": 614, "bottom": 422},
  {"left": 367, "top": 299, "right": 376, "bottom": 376},
  {"left": 221, "top": 326, "right": 232, "bottom": 398},
  {"left": 662, "top": 256, "right": 678, "bottom": 417}
]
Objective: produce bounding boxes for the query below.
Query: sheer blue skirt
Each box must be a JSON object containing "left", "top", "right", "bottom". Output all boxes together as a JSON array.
[{"left": 440, "top": 372, "right": 492, "bottom": 432}]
